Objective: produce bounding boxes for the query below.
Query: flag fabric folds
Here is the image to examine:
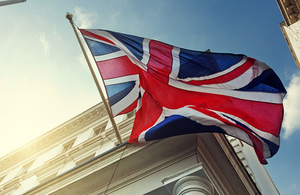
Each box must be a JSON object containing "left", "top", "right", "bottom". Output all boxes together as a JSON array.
[{"left": 80, "top": 29, "right": 286, "bottom": 164}]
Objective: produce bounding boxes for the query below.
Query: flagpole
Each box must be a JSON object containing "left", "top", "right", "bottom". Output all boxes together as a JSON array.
[
  {"left": 66, "top": 13, "right": 123, "bottom": 144},
  {"left": 0, "top": 0, "right": 26, "bottom": 7}
]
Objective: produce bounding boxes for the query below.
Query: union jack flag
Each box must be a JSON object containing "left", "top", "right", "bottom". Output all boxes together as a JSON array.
[{"left": 80, "top": 29, "right": 286, "bottom": 164}]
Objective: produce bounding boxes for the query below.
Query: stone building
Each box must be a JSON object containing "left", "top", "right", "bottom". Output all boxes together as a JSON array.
[
  {"left": 277, "top": 0, "right": 300, "bottom": 70},
  {"left": 0, "top": 102, "right": 279, "bottom": 194}
]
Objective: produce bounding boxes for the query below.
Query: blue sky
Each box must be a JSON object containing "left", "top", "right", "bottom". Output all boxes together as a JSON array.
[{"left": 0, "top": 0, "right": 299, "bottom": 194}]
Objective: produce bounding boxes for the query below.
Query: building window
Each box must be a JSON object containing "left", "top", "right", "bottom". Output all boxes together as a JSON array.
[
  {"left": 93, "top": 122, "right": 107, "bottom": 137},
  {"left": 61, "top": 140, "right": 75, "bottom": 153},
  {"left": 17, "top": 161, "right": 34, "bottom": 176}
]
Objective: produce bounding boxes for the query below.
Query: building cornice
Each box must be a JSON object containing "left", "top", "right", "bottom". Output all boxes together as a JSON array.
[
  {"left": 196, "top": 133, "right": 261, "bottom": 195},
  {"left": 280, "top": 21, "right": 300, "bottom": 71},
  {"left": 0, "top": 103, "right": 107, "bottom": 171},
  {"left": 23, "top": 133, "right": 261, "bottom": 195},
  {"left": 277, "top": 0, "right": 300, "bottom": 26}
]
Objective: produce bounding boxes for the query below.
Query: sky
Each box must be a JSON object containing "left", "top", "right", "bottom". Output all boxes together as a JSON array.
[{"left": 0, "top": 0, "right": 299, "bottom": 194}]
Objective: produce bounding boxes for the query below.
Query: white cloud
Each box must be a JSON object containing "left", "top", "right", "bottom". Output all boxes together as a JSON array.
[
  {"left": 39, "top": 33, "right": 49, "bottom": 54},
  {"left": 74, "top": 7, "right": 97, "bottom": 28},
  {"left": 108, "top": 10, "right": 121, "bottom": 28},
  {"left": 282, "top": 73, "right": 300, "bottom": 139},
  {"left": 76, "top": 54, "right": 90, "bottom": 70},
  {"left": 77, "top": 54, "right": 86, "bottom": 66}
]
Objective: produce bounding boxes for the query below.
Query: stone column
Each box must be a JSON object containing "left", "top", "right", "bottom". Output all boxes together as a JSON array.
[{"left": 173, "top": 176, "right": 214, "bottom": 195}]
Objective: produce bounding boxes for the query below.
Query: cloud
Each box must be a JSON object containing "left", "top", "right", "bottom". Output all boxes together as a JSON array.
[
  {"left": 39, "top": 33, "right": 49, "bottom": 54},
  {"left": 107, "top": 10, "right": 121, "bottom": 28},
  {"left": 282, "top": 73, "right": 300, "bottom": 139},
  {"left": 77, "top": 55, "right": 86, "bottom": 66},
  {"left": 74, "top": 7, "right": 97, "bottom": 28}
]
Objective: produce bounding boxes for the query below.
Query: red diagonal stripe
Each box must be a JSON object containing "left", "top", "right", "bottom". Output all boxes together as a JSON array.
[
  {"left": 80, "top": 29, "right": 116, "bottom": 46},
  {"left": 96, "top": 56, "right": 139, "bottom": 79}
]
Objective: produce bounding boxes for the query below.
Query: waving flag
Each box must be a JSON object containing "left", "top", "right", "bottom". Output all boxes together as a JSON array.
[{"left": 80, "top": 29, "right": 286, "bottom": 164}]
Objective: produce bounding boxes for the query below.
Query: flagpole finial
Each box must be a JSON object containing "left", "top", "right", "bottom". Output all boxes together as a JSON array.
[{"left": 66, "top": 12, "right": 74, "bottom": 23}]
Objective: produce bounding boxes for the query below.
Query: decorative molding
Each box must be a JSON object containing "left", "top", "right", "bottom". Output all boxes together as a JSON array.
[
  {"left": 161, "top": 163, "right": 215, "bottom": 195},
  {"left": 23, "top": 135, "right": 198, "bottom": 195},
  {"left": 196, "top": 135, "right": 232, "bottom": 195},
  {"left": 161, "top": 163, "right": 205, "bottom": 186},
  {"left": 173, "top": 176, "right": 214, "bottom": 195},
  {"left": 0, "top": 103, "right": 107, "bottom": 172},
  {"left": 213, "top": 133, "right": 260, "bottom": 194},
  {"left": 0, "top": 177, "right": 20, "bottom": 193},
  {"left": 106, "top": 143, "right": 197, "bottom": 195},
  {"left": 280, "top": 21, "right": 300, "bottom": 70},
  {"left": 196, "top": 133, "right": 261, "bottom": 195},
  {"left": 277, "top": 0, "right": 300, "bottom": 25}
]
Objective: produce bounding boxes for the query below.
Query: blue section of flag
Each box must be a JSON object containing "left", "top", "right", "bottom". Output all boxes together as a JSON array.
[
  {"left": 144, "top": 115, "right": 226, "bottom": 141},
  {"left": 260, "top": 137, "right": 279, "bottom": 157},
  {"left": 238, "top": 69, "right": 287, "bottom": 93},
  {"left": 86, "top": 38, "right": 120, "bottom": 56},
  {"left": 225, "top": 114, "right": 279, "bottom": 156},
  {"left": 107, "top": 30, "right": 144, "bottom": 61},
  {"left": 106, "top": 81, "right": 136, "bottom": 105},
  {"left": 211, "top": 53, "right": 244, "bottom": 70},
  {"left": 178, "top": 49, "right": 244, "bottom": 79}
]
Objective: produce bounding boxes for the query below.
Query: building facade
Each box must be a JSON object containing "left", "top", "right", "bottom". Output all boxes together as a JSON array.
[
  {"left": 0, "top": 103, "right": 278, "bottom": 195},
  {"left": 277, "top": 0, "right": 300, "bottom": 70}
]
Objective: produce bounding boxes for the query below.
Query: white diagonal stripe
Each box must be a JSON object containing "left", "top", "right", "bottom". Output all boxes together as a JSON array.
[
  {"left": 200, "top": 60, "right": 270, "bottom": 89},
  {"left": 169, "top": 78, "right": 285, "bottom": 104},
  {"left": 95, "top": 50, "right": 126, "bottom": 62},
  {"left": 104, "top": 74, "right": 139, "bottom": 85}
]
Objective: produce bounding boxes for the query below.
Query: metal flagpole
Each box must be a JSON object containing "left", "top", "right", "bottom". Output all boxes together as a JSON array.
[
  {"left": 0, "top": 0, "right": 26, "bottom": 6},
  {"left": 66, "top": 13, "right": 123, "bottom": 144}
]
